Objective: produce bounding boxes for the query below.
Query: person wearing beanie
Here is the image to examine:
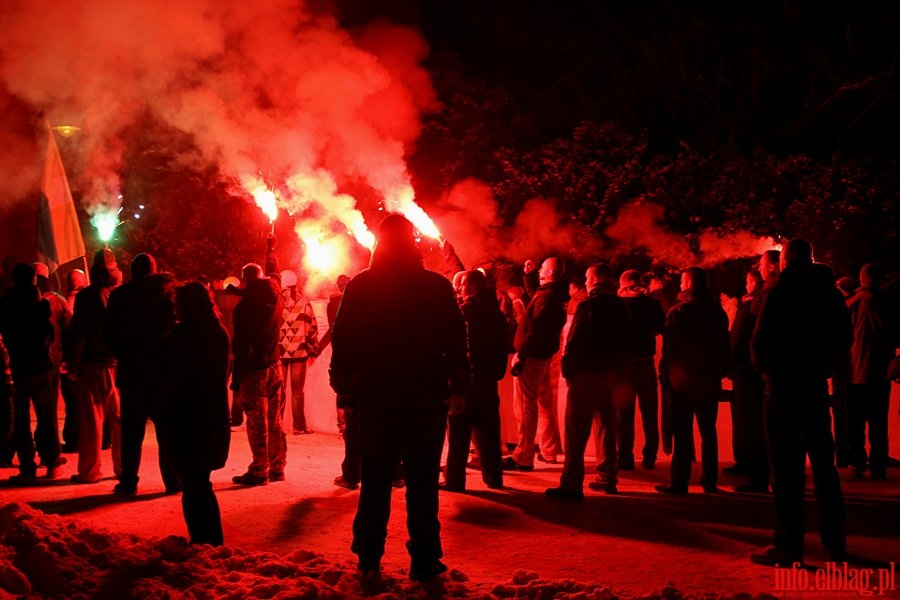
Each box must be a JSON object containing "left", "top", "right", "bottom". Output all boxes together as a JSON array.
[
  {"left": 846, "top": 263, "right": 897, "bottom": 480},
  {"left": 278, "top": 269, "right": 319, "bottom": 435},
  {"left": 0, "top": 263, "right": 61, "bottom": 482},
  {"left": 67, "top": 249, "right": 122, "bottom": 484},
  {"left": 104, "top": 253, "right": 180, "bottom": 496},
  {"left": 330, "top": 214, "right": 468, "bottom": 581}
]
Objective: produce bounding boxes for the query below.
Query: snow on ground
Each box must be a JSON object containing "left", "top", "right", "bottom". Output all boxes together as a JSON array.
[{"left": 1, "top": 395, "right": 899, "bottom": 599}]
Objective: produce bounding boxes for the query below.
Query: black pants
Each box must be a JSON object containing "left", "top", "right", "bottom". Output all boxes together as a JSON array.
[
  {"left": 617, "top": 360, "right": 659, "bottom": 466},
  {"left": 765, "top": 377, "right": 845, "bottom": 558},
  {"left": 670, "top": 390, "right": 718, "bottom": 489},
  {"left": 732, "top": 366, "right": 770, "bottom": 486},
  {"left": 13, "top": 371, "right": 60, "bottom": 474},
  {"left": 340, "top": 407, "right": 361, "bottom": 484},
  {"left": 0, "top": 385, "right": 13, "bottom": 464},
  {"left": 61, "top": 369, "right": 80, "bottom": 450},
  {"left": 119, "top": 387, "right": 181, "bottom": 491},
  {"left": 178, "top": 466, "right": 223, "bottom": 546},
  {"left": 352, "top": 399, "right": 447, "bottom": 568},
  {"left": 563, "top": 371, "right": 618, "bottom": 489},
  {"left": 847, "top": 381, "right": 891, "bottom": 478},
  {"left": 446, "top": 377, "right": 503, "bottom": 489},
  {"left": 831, "top": 378, "right": 850, "bottom": 466}
]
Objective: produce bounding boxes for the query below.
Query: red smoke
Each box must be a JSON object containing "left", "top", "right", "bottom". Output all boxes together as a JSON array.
[{"left": 0, "top": 0, "right": 437, "bottom": 272}]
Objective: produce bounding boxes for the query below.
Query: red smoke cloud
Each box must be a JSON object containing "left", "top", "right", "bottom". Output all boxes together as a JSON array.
[{"left": 0, "top": 0, "right": 436, "bottom": 268}]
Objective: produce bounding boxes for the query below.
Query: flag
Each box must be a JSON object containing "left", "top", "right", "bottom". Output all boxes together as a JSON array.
[{"left": 36, "top": 125, "right": 85, "bottom": 273}]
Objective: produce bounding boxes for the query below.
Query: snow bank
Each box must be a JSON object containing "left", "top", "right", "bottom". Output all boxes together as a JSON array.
[{"left": 0, "top": 503, "right": 775, "bottom": 599}]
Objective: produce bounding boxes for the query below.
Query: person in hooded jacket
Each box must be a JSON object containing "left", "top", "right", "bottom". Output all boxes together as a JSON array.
[
  {"left": 444, "top": 269, "right": 508, "bottom": 491},
  {"left": 104, "top": 253, "right": 180, "bottom": 496},
  {"left": 161, "top": 282, "right": 230, "bottom": 546},
  {"left": 750, "top": 238, "right": 851, "bottom": 567},
  {"left": 506, "top": 258, "right": 568, "bottom": 471},
  {"left": 657, "top": 266, "right": 729, "bottom": 495},
  {"left": 0, "top": 263, "right": 61, "bottom": 482},
  {"left": 67, "top": 249, "right": 122, "bottom": 484},
  {"left": 330, "top": 214, "right": 468, "bottom": 582},
  {"left": 230, "top": 234, "right": 285, "bottom": 486}
]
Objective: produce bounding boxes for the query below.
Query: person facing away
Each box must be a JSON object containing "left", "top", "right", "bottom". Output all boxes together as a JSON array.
[
  {"left": 727, "top": 253, "right": 780, "bottom": 493},
  {"left": 845, "top": 263, "right": 897, "bottom": 480},
  {"left": 230, "top": 234, "right": 285, "bottom": 486},
  {"left": 66, "top": 249, "right": 123, "bottom": 484},
  {"left": 279, "top": 269, "right": 319, "bottom": 435},
  {"left": 657, "top": 266, "right": 729, "bottom": 495},
  {"left": 160, "top": 282, "right": 231, "bottom": 546},
  {"left": 546, "top": 263, "right": 631, "bottom": 499},
  {"left": 615, "top": 269, "right": 665, "bottom": 471},
  {"left": 750, "top": 238, "right": 852, "bottom": 566},
  {"left": 104, "top": 253, "right": 181, "bottom": 496},
  {"left": 0, "top": 334, "right": 13, "bottom": 468},
  {"left": 506, "top": 257, "right": 568, "bottom": 470},
  {"left": 329, "top": 213, "right": 468, "bottom": 582},
  {"left": 444, "top": 269, "right": 508, "bottom": 492},
  {"left": 0, "top": 263, "right": 60, "bottom": 483}
]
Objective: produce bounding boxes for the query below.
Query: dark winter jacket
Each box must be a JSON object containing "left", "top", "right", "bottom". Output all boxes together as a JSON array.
[
  {"left": 232, "top": 241, "right": 282, "bottom": 379},
  {"left": 751, "top": 263, "right": 852, "bottom": 381},
  {"left": 462, "top": 291, "right": 509, "bottom": 381},
  {"left": 846, "top": 287, "right": 897, "bottom": 384},
  {"left": 0, "top": 286, "right": 54, "bottom": 376},
  {"left": 660, "top": 288, "right": 730, "bottom": 398},
  {"left": 517, "top": 280, "right": 569, "bottom": 360},
  {"left": 330, "top": 242, "right": 469, "bottom": 404},
  {"left": 161, "top": 316, "right": 231, "bottom": 472},
  {"left": 105, "top": 273, "right": 177, "bottom": 388},
  {"left": 0, "top": 334, "right": 12, "bottom": 398},
  {"left": 619, "top": 292, "right": 665, "bottom": 362},
  {"left": 562, "top": 286, "right": 631, "bottom": 378},
  {"left": 67, "top": 283, "right": 117, "bottom": 373}
]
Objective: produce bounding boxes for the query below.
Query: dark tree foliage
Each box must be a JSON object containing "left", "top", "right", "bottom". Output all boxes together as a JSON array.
[
  {"left": 402, "top": 1, "right": 900, "bottom": 275},
  {"left": 92, "top": 120, "right": 287, "bottom": 281}
]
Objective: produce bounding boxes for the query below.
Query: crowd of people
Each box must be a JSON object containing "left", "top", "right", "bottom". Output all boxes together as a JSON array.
[{"left": 1, "top": 215, "right": 898, "bottom": 580}]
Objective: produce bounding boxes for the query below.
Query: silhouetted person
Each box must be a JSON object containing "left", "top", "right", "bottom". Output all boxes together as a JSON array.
[
  {"left": 506, "top": 258, "right": 568, "bottom": 470},
  {"left": 67, "top": 250, "right": 122, "bottom": 483},
  {"left": 105, "top": 253, "right": 180, "bottom": 495},
  {"left": 445, "top": 270, "right": 507, "bottom": 491},
  {"left": 0, "top": 263, "right": 62, "bottom": 482},
  {"left": 0, "top": 257, "right": 17, "bottom": 297},
  {"left": 161, "top": 283, "right": 230, "bottom": 546},
  {"left": 750, "top": 238, "right": 851, "bottom": 566},
  {"left": 846, "top": 263, "right": 897, "bottom": 480},
  {"left": 35, "top": 264, "right": 71, "bottom": 467},
  {"left": 616, "top": 269, "right": 665, "bottom": 471},
  {"left": 832, "top": 275, "right": 859, "bottom": 468},
  {"left": 213, "top": 279, "right": 242, "bottom": 428},
  {"left": 727, "top": 250, "right": 779, "bottom": 484},
  {"left": 0, "top": 335, "right": 12, "bottom": 467},
  {"left": 547, "top": 264, "right": 630, "bottom": 499},
  {"left": 657, "top": 266, "right": 729, "bottom": 495},
  {"left": 61, "top": 269, "right": 87, "bottom": 452},
  {"left": 330, "top": 214, "right": 468, "bottom": 581},
  {"left": 231, "top": 234, "right": 285, "bottom": 486},
  {"left": 279, "top": 269, "right": 318, "bottom": 435}
]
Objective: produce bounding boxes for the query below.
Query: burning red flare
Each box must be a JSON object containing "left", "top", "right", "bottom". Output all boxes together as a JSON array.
[{"left": 386, "top": 184, "right": 441, "bottom": 241}]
